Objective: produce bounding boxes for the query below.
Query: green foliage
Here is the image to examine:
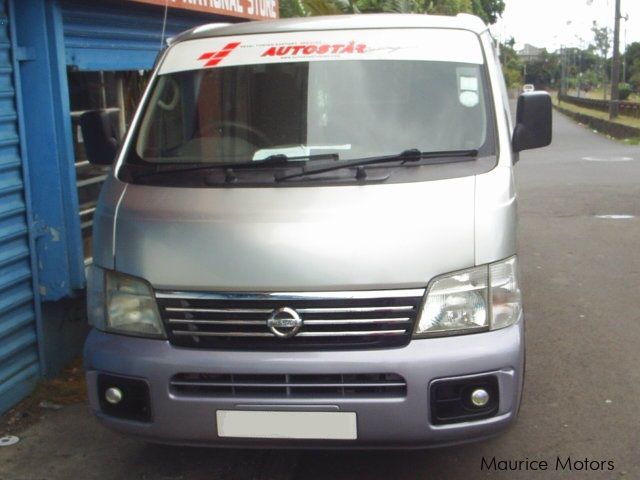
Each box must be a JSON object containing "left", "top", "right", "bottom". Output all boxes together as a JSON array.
[
  {"left": 524, "top": 50, "right": 560, "bottom": 88},
  {"left": 279, "top": 0, "right": 504, "bottom": 22},
  {"left": 357, "top": 0, "right": 417, "bottom": 13},
  {"left": 589, "top": 21, "right": 611, "bottom": 94},
  {"left": 618, "top": 83, "right": 632, "bottom": 101},
  {"left": 579, "top": 69, "right": 599, "bottom": 90},
  {"left": 625, "top": 42, "right": 640, "bottom": 83},
  {"left": 629, "top": 73, "right": 640, "bottom": 93},
  {"left": 471, "top": 0, "right": 504, "bottom": 24},
  {"left": 425, "top": 0, "right": 472, "bottom": 16},
  {"left": 591, "top": 22, "right": 611, "bottom": 59},
  {"left": 279, "top": 0, "right": 306, "bottom": 17},
  {"left": 498, "top": 39, "right": 522, "bottom": 88}
]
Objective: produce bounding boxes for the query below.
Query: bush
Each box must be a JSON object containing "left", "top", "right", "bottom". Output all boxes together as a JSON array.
[
  {"left": 629, "top": 73, "right": 640, "bottom": 94},
  {"left": 618, "top": 83, "right": 633, "bottom": 101}
]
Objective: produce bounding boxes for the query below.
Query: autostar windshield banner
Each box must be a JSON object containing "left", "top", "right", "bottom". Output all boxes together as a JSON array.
[{"left": 159, "top": 29, "right": 483, "bottom": 74}]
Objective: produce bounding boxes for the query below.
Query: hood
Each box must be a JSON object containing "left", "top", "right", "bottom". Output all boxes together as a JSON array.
[{"left": 112, "top": 178, "right": 476, "bottom": 291}]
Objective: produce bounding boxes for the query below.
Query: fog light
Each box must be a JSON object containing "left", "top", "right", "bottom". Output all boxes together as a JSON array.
[
  {"left": 431, "top": 375, "right": 499, "bottom": 424},
  {"left": 470, "top": 388, "right": 489, "bottom": 407},
  {"left": 105, "top": 387, "right": 123, "bottom": 405}
]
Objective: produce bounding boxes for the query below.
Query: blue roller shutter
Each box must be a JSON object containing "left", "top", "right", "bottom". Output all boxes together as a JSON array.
[
  {"left": 0, "top": 0, "right": 40, "bottom": 413},
  {"left": 60, "top": 0, "right": 239, "bottom": 71}
]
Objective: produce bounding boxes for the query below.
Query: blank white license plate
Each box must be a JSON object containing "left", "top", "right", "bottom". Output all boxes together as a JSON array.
[{"left": 216, "top": 410, "right": 357, "bottom": 440}]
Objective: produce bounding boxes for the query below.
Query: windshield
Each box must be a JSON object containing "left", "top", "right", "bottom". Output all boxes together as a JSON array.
[
  {"left": 124, "top": 28, "right": 496, "bottom": 185},
  {"left": 135, "top": 59, "right": 491, "bottom": 165}
]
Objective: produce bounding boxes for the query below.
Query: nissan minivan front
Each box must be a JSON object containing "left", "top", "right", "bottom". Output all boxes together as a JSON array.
[{"left": 82, "top": 13, "right": 551, "bottom": 447}]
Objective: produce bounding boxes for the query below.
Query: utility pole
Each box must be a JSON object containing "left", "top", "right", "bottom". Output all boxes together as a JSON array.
[
  {"left": 622, "top": 14, "right": 628, "bottom": 82},
  {"left": 560, "top": 45, "right": 566, "bottom": 98},
  {"left": 622, "top": 23, "right": 626, "bottom": 82},
  {"left": 609, "top": 0, "right": 621, "bottom": 119}
]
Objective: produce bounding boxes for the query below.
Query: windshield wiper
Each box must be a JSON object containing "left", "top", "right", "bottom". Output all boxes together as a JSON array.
[
  {"left": 129, "top": 152, "right": 339, "bottom": 181},
  {"left": 274, "top": 149, "right": 479, "bottom": 182}
]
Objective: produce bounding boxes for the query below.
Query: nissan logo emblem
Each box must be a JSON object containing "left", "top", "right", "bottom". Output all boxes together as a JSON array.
[{"left": 267, "top": 307, "right": 303, "bottom": 338}]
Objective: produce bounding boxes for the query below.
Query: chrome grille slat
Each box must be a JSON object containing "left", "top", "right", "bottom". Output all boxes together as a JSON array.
[
  {"left": 165, "top": 305, "right": 414, "bottom": 314},
  {"left": 166, "top": 307, "right": 274, "bottom": 314},
  {"left": 297, "top": 306, "right": 414, "bottom": 313},
  {"left": 157, "top": 288, "right": 424, "bottom": 350},
  {"left": 168, "top": 318, "right": 265, "bottom": 325},
  {"left": 303, "top": 317, "right": 411, "bottom": 325},
  {"left": 298, "top": 330, "right": 407, "bottom": 337},
  {"left": 173, "top": 331, "right": 274, "bottom": 337},
  {"left": 172, "top": 329, "right": 407, "bottom": 337},
  {"left": 168, "top": 317, "right": 411, "bottom": 326}
]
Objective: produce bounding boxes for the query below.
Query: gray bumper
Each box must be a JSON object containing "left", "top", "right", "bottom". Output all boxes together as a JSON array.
[{"left": 84, "top": 321, "right": 524, "bottom": 448}]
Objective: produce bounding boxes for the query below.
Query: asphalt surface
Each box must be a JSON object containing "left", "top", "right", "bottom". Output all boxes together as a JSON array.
[{"left": 1, "top": 109, "right": 639, "bottom": 480}]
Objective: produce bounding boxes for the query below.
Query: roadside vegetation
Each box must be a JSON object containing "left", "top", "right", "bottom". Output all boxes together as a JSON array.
[
  {"left": 553, "top": 95, "right": 640, "bottom": 144},
  {"left": 279, "top": 0, "right": 505, "bottom": 21},
  {"left": 500, "top": 28, "right": 640, "bottom": 96},
  {"left": 554, "top": 95, "right": 640, "bottom": 129},
  {"left": 278, "top": 0, "right": 640, "bottom": 103}
]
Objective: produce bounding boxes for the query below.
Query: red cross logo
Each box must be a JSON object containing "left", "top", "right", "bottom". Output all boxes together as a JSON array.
[{"left": 197, "top": 42, "right": 241, "bottom": 67}]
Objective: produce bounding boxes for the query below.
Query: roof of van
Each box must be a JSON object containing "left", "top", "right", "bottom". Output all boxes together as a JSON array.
[{"left": 171, "top": 13, "right": 488, "bottom": 44}]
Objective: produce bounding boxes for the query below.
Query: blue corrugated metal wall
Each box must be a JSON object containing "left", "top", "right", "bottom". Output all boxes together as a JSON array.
[
  {"left": 61, "top": 0, "right": 237, "bottom": 71},
  {"left": 0, "top": 0, "right": 40, "bottom": 413},
  {"left": 0, "top": 0, "right": 244, "bottom": 414}
]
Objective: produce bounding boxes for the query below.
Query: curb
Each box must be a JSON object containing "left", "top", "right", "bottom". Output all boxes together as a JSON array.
[{"left": 554, "top": 104, "right": 640, "bottom": 139}]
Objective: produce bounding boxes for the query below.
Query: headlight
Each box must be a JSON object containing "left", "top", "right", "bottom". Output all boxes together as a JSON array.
[
  {"left": 87, "top": 266, "right": 165, "bottom": 339},
  {"left": 414, "top": 256, "right": 521, "bottom": 337}
]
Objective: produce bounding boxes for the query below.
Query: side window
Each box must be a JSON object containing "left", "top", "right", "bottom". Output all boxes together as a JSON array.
[{"left": 69, "top": 70, "right": 150, "bottom": 262}]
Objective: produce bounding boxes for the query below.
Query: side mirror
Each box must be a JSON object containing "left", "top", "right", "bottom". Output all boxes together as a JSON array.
[
  {"left": 512, "top": 92, "right": 552, "bottom": 152},
  {"left": 80, "top": 110, "right": 120, "bottom": 166}
]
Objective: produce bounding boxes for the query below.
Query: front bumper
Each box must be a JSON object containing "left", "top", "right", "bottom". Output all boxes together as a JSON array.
[{"left": 84, "top": 321, "right": 524, "bottom": 448}]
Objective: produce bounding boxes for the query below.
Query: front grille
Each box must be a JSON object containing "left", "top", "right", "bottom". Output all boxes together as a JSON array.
[
  {"left": 170, "top": 373, "right": 407, "bottom": 398},
  {"left": 156, "top": 289, "right": 425, "bottom": 350}
]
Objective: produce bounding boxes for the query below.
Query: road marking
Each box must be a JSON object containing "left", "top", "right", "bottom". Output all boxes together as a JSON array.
[
  {"left": 581, "top": 156, "right": 635, "bottom": 162},
  {"left": 594, "top": 214, "right": 635, "bottom": 219}
]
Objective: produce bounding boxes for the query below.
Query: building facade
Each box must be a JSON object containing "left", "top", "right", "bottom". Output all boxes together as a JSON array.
[{"left": 0, "top": 0, "right": 276, "bottom": 414}]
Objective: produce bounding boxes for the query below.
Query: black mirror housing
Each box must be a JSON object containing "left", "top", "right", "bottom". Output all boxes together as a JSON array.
[
  {"left": 80, "top": 110, "right": 120, "bottom": 166},
  {"left": 512, "top": 92, "right": 552, "bottom": 152}
]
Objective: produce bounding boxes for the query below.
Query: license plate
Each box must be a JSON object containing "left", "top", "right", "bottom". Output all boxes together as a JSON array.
[{"left": 216, "top": 410, "right": 357, "bottom": 440}]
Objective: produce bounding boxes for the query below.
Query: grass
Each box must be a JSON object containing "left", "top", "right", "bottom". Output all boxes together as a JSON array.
[
  {"left": 551, "top": 93, "right": 640, "bottom": 144},
  {"left": 568, "top": 88, "right": 640, "bottom": 103},
  {"left": 552, "top": 94, "right": 640, "bottom": 130}
]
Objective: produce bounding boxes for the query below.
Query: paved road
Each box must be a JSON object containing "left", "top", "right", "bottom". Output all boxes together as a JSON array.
[{"left": 2, "top": 110, "right": 639, "bottom": 480}]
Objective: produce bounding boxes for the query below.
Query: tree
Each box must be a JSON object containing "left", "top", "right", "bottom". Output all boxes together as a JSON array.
[
  {"left": 471, "top": 0, "right": 505, "bottom": 24},
  {"left": 425, "top": 0, "right": 472, "bottom": 16},
  {"left": 425, "top": 0, "right": 504, "bottom": 21},
  {"left": 499, "top": 38, "right": 523, "bottom": 88},
  {"left": 624, "top": 41, "right": 640, "bottom": 84},
  {"left": 525, "top": 50, "right": 560, "bottom": 89},
  {"left": 591, "top": 21, "right": 611, "bottom": 98},
  {"left": 358, "top": 0, "right": 417, "bottom": 13},
  {"left": 279, "top": 0, "right": 306, "bottom": 17},
  {"left": 280, "top": 0, "right": 504, "bottom": 22}
]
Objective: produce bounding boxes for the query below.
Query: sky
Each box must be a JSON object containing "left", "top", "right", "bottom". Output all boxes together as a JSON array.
[{"left": 490, "top": 0, "right": 640, "bottom": 53}]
